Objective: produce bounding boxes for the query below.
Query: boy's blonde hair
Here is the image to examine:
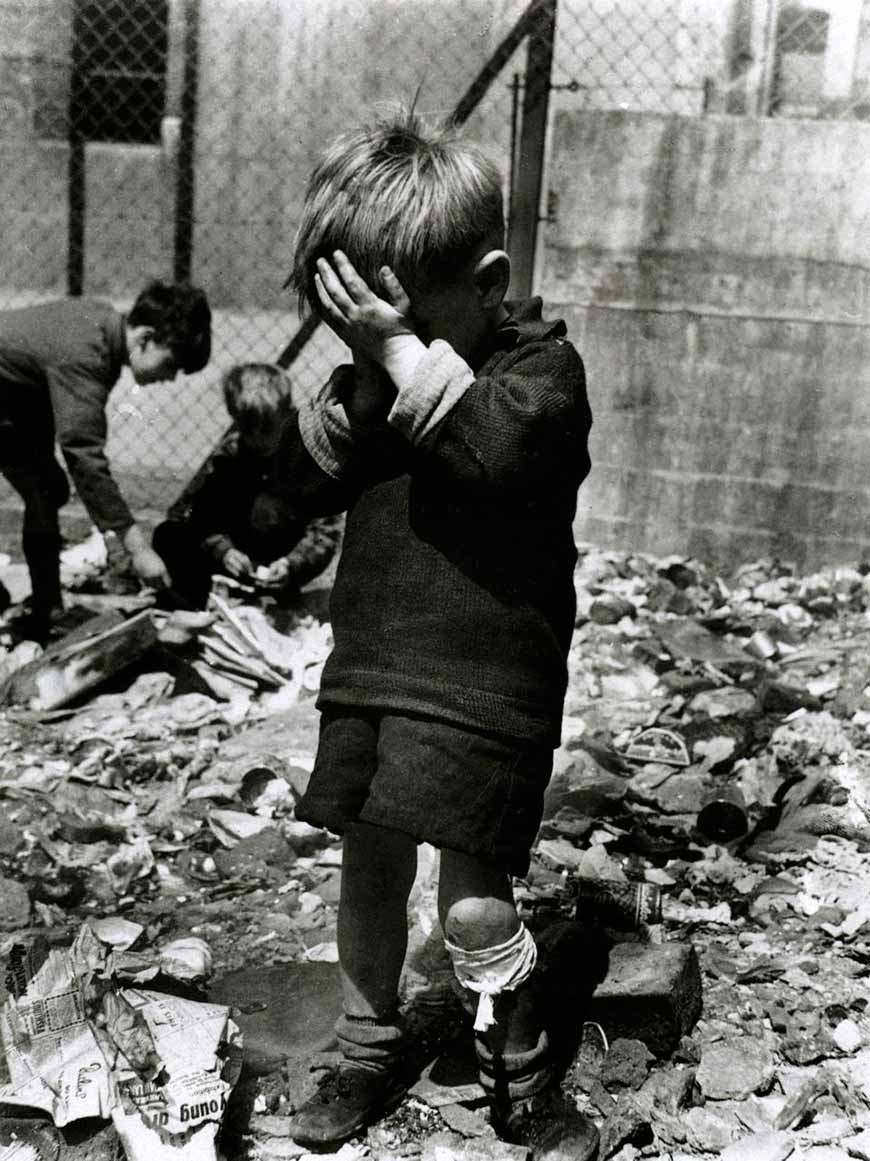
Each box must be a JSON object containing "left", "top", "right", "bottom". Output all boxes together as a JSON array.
[
  {"left": 288, "top": 112, "right": 505, "bottom": 312},
  {"left": 223, "top": 363, "right": 294, "bottom": 427}
]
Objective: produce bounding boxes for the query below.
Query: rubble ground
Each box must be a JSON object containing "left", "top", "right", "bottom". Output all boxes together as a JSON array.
[{"left": 2, "top": 541, "right": 870, "bottom": 1160}]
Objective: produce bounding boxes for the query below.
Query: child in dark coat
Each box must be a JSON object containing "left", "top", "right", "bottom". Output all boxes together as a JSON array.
[
  {"left": 152, "top": 363, "right": 342, "bottom": 609},
  {"left": 0, "top": 280, "right": 210, "bottom": 633},
  {"left": 281, "top": 113, "right": 595, "bottom": 1159}
]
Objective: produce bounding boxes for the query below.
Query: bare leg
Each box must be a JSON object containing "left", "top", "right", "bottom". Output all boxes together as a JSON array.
[
  {"left": 438, "top": 850, "right": 539, "bottom": 1057},
  {"left": 438, "top": 849, "right": 599, "bottom": 1158},
  {"left": 288, "top": 821, "right": 419, "bottom": 1146},
  {"left": 438, "top": 848, "right": 518, "bottom": 949},
  {"left": 336, "top": 821, "right": 418, "bottom": 1062}
]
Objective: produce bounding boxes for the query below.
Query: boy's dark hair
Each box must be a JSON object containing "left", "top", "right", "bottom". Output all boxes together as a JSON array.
[
  {"left": 223, "top": 363, "right": 295, "bottom": 427},
  {"left": 288, "top": 111, "right": 505, "bottom": 312},
  {"left": 128, "top": 280, "right": 211, "bottom": 373}
]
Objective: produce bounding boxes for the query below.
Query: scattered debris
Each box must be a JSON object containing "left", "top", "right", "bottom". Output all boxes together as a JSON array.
[
  {"left": 0, "top": 542, "right": 870, "bottom": 1158},
  {"left": 0, "top": 922, "right": 242, "bottom": 1161}
]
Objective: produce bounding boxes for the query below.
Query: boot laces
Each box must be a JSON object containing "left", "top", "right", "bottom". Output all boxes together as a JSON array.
[{"left": 313, "top": 1065, "right": 380, "bottom": 1105}]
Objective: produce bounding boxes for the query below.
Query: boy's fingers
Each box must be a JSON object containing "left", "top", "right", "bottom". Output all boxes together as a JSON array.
[
  {"left": 380, "top": 266, "right": 411, "bottom": 312},
  {"left": 314, "top": 272, "right": 346, "bottom": 326},
  {"left": 316, "top": 259, "right": 355, "bottom": 316},
  {"left": 332, "top": 251, "right": 373, "bottom": 303}
]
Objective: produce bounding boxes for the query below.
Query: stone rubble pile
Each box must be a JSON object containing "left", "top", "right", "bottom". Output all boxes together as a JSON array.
[{"left": 0, "top": 545, "right": 869, "bottom": 1158}]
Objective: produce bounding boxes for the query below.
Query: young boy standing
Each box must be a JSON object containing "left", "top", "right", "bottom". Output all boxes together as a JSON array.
[
  {"left": 152, "top": 362, "right": 342, "bottom": 609},
  {"left": 284, "top": 114, "right": 595, "bottom": 1159},
  {"left": 0, "top": 280, "right": 211, "bottom": 634}
]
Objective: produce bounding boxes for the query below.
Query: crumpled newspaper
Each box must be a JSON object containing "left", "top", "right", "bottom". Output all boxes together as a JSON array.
[
  {"left": 0, "top": 921, "right": 241, "bottom": 1161},
  {"left": 59, "top": 528, "right": 107, "bottom": 588}
]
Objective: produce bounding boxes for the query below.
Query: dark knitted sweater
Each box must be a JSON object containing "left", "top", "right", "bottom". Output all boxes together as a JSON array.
[
  {"left": 297, "top": 298, "right": 592, "bottom": 746},
  {"left": 164, "top": 425, "right": 342, "bottom": 584},
  {"left": 0, "top": 298, "right": 131, "bottom": 531}
]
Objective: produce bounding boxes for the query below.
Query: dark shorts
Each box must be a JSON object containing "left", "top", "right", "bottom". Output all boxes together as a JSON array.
[{"left": 296, "top": 706, "right": 554, "bottom": 876}]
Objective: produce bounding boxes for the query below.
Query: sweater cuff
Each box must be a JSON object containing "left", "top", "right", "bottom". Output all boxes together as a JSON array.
[
  {"left": 387, "top": 340, "right": 475, "bottom": 444},
  {"left": 298, "top": 365, "right": 376, "bottom": 480},
  {"left": 298, "top": 368, "right": 354, "bottom": 479}
]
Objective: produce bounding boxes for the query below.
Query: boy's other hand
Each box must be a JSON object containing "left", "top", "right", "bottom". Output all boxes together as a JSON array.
[
  {"left": 257, "top": 558, "right": 290, "bottom": 588},
  {"left": 315, "top": 252, "right": 417, "bottom": 366},
  {"left": 348, "top": 350, "right": 396, "bottom": 425},
  {"left": 222, "top": 547, "right": 254, "bottom": 579},
  {"left": 130, "top": 546, "right": 171, "bottom": 589}
]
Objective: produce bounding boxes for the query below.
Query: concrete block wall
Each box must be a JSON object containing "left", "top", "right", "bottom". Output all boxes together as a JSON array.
[
  {"left": 0, "top": 0, "right": 171, "bottom": 300},
  {"left": 542, "top": 110, "right": 870, "bottom": 569},
  {"left": 193, "top": 0, "right": 524, "bottom": 308}
]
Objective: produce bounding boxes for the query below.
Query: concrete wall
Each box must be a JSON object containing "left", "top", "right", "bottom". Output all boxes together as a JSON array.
[
  {"left": 193, "top": 0, "right": 525, "bottom": 307},
  {"left": 542, "top": 110, "right": 870, "bottom": 569},
  {"left": 0, "top": 0, "right": 526, "bottom": 305},
  {"left": 0, "top": 0, "right": 171, "bottom": 300},
  {"left": 0, "top": 0, "right": 71, "bottom": 296}
]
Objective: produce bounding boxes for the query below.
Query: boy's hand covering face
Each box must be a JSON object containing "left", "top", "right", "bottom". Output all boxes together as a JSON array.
[{"left": 315, "top": 252, "right": 415, "bottom": 364}]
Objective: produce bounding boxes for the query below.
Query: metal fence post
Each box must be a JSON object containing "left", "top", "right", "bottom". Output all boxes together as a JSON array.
[
  {"left": 67, "top": 0, "right": 87, "bottom": 296},
  {"left": 507, "top": 0, "right": 556, "bottom": 301},
  {"left": 174, "top": 0, "right": 199, "bottom": 284}
]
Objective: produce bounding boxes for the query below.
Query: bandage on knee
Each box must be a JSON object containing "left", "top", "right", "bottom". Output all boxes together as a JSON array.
[{"left": 444, "top": 923, "right": 537, "bottom": 1032}]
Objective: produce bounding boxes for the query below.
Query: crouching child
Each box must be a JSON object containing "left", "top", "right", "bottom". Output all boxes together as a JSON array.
[{"left": 152, "top": 362, "right": 342, "bottom": 609}]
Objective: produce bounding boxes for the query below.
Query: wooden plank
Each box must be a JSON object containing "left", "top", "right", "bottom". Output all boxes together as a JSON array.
[
  {"left": 199, "top": 635, "right": 284, "bottom": 687},
  {"left": 2, "top": 610, "right": 159, "bottom": 711}
]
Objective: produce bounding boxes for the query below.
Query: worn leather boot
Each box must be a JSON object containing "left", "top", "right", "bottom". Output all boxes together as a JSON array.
[
  {"left": 288, "top": 1062, "right": 410, "bottom": 1147},
  {"left": 493, "top": 1084, "right": 600, "bottom": 1161},
  {"left": 474, "top": 981, "right": 599, "bottom": 1160}
]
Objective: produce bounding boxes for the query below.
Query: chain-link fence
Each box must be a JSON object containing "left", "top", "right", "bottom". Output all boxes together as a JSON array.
[
  {"left": 0, "top": 0, "right": 868, "bottom": 530},
  {"left": 554, "top": 0, "right": 870, "bottom": 120}
]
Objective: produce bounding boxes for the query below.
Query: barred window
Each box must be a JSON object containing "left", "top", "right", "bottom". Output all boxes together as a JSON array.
[{"left": 72, "top": 0, "right": 169, "bottom": 144}]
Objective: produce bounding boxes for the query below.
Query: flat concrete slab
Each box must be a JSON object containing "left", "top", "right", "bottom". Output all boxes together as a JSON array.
[{"left": 210, "top": 960, "right": 342, "bottom": 1075}]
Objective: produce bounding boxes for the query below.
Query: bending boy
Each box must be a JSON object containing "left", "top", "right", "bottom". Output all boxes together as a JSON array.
[
  {"left": 0, "top": 280, "right": 211, "bottom": 633},
  {"left": 153, "top": 362, "right": 342, "bottom": 609},
  {"left": 284, "top": 113, "right": 595, "bottom": 1158}
]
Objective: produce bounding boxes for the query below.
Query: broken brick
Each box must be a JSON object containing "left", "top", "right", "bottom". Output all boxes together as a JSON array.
[{"left": 586, "top": 942, "right": 702, "bottom": 1056}]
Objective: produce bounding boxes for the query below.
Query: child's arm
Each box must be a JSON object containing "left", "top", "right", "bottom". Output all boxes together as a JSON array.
[
  {"left": 314, "top": 252, "right": 426, "bottom": 401},
  {"left": 345, "top": 351, "right": 396, "bottom": 427},
  {"left": 298, "top": 252, "right": 421, "bottom": 481},
  {"left": 314, "top": 254, "right": 590, "bottom": 497},
  {"left": 47, "top": 365, "right": 169, "bottom": 585},
  {"left": 295, "top": 361, "right": 404, "bottom": 485},
  {"left": 387, "top": 338, "right": 590, "bottom": 498},
  {"left": 257, "top": 513, "right": 343, "bottom": 590}
]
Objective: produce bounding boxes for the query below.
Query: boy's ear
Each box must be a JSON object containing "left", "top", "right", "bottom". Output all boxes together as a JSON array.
[{"left": 473, "top": 250, "right": 511, "bottom": 310}]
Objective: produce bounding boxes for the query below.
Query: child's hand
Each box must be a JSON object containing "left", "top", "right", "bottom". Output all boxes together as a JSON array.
[
  {"left": 222, "top": 547, "right": 253, "bottom": 579},
  {"left": 315, "top": 252, "right": 414, "bottom": 365},
  {"left": 257, "top": 558, "right": 291, "bottom": 588}
]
